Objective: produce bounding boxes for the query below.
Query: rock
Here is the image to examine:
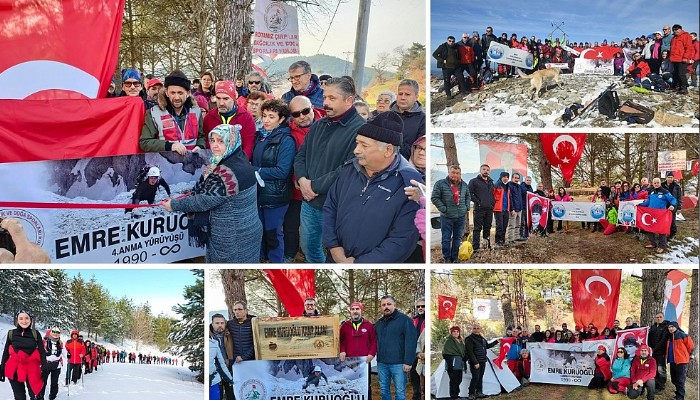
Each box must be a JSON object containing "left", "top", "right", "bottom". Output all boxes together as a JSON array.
[
  {"left": 654, "top": 110, "right": 692, "bottom": 127},
  {"left": 493, "top": 109, "right": 504, "bottom": 115},
  {"left": 516, "top": 110, "right": 528, "bottom": 117},
  {"left": 521, "top": 120, "right": 532, "bottom": 126},
  {"left": 452, "top": 101, "right": 471, "bottom": 113},
  {"left": 531, "top": 118, "right": 545, "bottom": 128}
]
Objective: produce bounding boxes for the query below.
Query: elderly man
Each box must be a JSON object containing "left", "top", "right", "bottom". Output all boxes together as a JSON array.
[
  {"left": 237, "top": 71, "right": 274, "bottom": 109},
  {"left": 628, "top": 345, "right": 657, "bottom": 400},
  {"left": 323, "top": 111, "right": 422, "bottom": 263},
  {"left": 202, "top": 80, "right": 256, "bottom": 160},
  {"left": 661, "top": 171, "right": 682, "bottom": 239},
  {"left": 432, "top": 165, "right": 470, "bottom": 263},
  {"left": 294, "top": 77, "right": 365, "bottom": 263},
  {"left": 639, "top": 177, "right": 677, "bottom": 253},
  {"left": 465, "top": 324, "right": 498, "bottom": 399},
  {"left": 226, "top": 301, "right": 256, "bottom": 364},
  {"left": 282, "top": 60, "right": 324, "bottom": 108},
  {"left": 339, "top": 301, "right": 376, "bottom": 400},
  {"left": 210, "top": 313, "right": 234, "bottom": 400},
  {"left": 139, "top": 69, "right": 206, "bottom": 155},
  {"left": 389, "top": 79, "right": 425, "bottom": 160},
  {"left": 375, "top": 295, "right": 417, "bottom": 400}
]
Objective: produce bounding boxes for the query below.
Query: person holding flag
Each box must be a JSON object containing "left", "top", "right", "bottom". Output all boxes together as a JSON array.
[{"left": 637, "top": 177, "right": 677, "bottom": 254}]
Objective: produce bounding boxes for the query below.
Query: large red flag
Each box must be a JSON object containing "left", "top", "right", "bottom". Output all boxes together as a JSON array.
[
  {"left": 0, "top": 0, "right": 125, "bottom": 100},
  {"left": 581, "top": 46, "right": 620, "bottom": 60},
  {"left": 478, "top": 140, "right": 528, "bottom": 179},
  {"left": 614, "top": 327, "right": 649, "bottom": 357},
  {"left": 264, "top": 270, "right": 316, "bottom": 317},
  {"left": 571, "top": 270, "right": 621, "bottom": 331},
  {"left": 0, "top": 98, "right": 145, "bottom": 163},
  {"left": 540, "top": 134, "right": 587, "bottom": 183},
  {"left": 636, "top": 206, "right": 673, "bottom": 235},
  {"left": 492, "top": 337, "right": 515, "bottom": 369},
  {"left": 526, "top": 192, "right": 549, "bottom": 230},
  {"left": 437, "top": 295, "right": 457, "bottom": 320}
]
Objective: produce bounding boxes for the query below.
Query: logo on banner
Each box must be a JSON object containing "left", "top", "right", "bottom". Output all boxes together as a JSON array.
[
  {"left": 620, "top": 203, "right": 635, "bottom": 224},
  {"left": 552, "top": 204, "right": 566, "bottom": 218},
  {"left": 0, "top": 209, "right": 45, "bottom": 246},
  {"left": 590, "top": 204, "right": 605, "bottom": 219},
  {"left": 489, "top": 46, "right": 504, "bottom": 59},
  {"left": 534, "top": 358, "right": 546, "bottom": 372},
  {"left": 265, "top": 2, "right": 288, "bottom": 32},
  {"left": 525, "top": 54, "right": 534, "bottom": 67},
  {"left": 240, "top": 379, "right": 267, "bottom": 400}
]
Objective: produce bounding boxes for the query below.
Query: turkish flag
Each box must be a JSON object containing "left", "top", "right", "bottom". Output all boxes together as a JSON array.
[
  {"left": 691, "top": 160, "right": 699, "bottom": 176},
  {"left": 581, "top": 46, "right": 619, "bottom": 60},
  {"left": 0, "top": 97, "right": 145, "bottom": 163},
  {"left": 478, "top": 140, "right": 528, "bottom": 180},
  {"left": 664, "top": 270, "right": 690, "bottom": 322},
  {"left": 527, "top": 192, "right": 550, "bottom": 230},
  {"left": 492, "top": 337, "right": 515, "bottom": 369},
  {"left": 264, "top": 270, "right": 316, "bottom": 317},
  {"left": 571, "top": 269, "right": 622, "bottom": 331},
  {"left": 540, "top": 133, "right": 587, "bottom": 184},
  {"left": 0, "top": 0, "right": 125, "bottom": 100},
  {"left": 437, "top": 295, "right": 457, "bottom": 320},
  {"left": 635, "top": 206, "right": 673, "bottom": 235},
  {"left": 614, "top": 327, "right": 649, "bottom": 357}
]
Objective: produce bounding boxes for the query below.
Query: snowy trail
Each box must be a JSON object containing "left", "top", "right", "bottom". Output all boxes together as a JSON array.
[{"left": 0, "top": 363, "right": 203, "bottom": 400}]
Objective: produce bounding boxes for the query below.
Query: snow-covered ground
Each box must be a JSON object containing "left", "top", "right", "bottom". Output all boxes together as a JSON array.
[
  {"left": 654, "top": 236, "right": 700, "bottom": 265},
  {"left": 0, "top": 317, "right": 202, "bottom": 400}
]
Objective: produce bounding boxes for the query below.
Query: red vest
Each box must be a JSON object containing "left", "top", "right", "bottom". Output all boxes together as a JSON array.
[{"left": 150, "top": 106, "right": 201, "bottom": 149}]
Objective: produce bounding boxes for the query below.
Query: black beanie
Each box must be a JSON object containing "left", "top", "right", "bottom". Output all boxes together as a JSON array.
[
  {"left": 359, "top": 111, "right": 403, "bottom": 146},
  {"left": 164, "top": 69, "right": 191, "bottom": 91}
]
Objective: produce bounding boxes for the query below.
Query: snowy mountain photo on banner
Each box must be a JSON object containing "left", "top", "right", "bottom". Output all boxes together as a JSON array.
[{"left": 0, "top": 269, "right": 204, "bottom": 400}]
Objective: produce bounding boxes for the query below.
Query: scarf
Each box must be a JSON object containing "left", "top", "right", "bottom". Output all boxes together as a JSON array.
[{"left": 450, "top": 180, "right": 460, "bottom": 205}]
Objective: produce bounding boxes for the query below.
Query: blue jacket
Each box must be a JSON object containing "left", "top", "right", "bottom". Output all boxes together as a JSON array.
[
  {"left": 506, "top": 337, "right": 526, "bottom": 360},
  {"left": 375, "top": 309, "right": 418, "bottom": 365},
  {"left": 639, "top": 187, "right": 677, "bottom": 209},
  {"left": 209, "top": 337, "right": 233, "bottom": 386},
  {"left": 282, "top": 74, "right": 324, "bottom": 109},
  {"left": 508, "top": 181, "right": 524, "bottom": 212},
  {"left": 323, "top": 155, "right": 422, "bottom": 263},
  {"left": 611, "top": 357, "right": 631, "bottom": 379},
  {"left": 252, "top": 124, "right": 296, "bottom": 207},
  {"left": 520, "top": 182, "right": 533, "bottom": 206}
]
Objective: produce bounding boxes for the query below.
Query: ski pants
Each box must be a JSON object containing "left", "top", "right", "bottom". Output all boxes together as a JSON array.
[{"left": 38, "top": 368, "right": 61, "bottom": 400}]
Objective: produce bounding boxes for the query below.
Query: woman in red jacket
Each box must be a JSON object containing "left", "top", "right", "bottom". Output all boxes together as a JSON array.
[
  {"left": 0, "top": 311, "right": 47, "bottom": 400},
  {"left": 588, "top": 345, "right": 612, "bottom": 389}
]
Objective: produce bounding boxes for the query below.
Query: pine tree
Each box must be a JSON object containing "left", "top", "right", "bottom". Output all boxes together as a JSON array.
[
  {"left": 47, "top": 269, "right": 75, "bottom": 329},
  {"left": 168, "top": 269, "right": 203, "bottom": 381}
]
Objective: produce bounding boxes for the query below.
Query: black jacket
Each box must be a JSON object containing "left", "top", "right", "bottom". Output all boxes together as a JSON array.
[
  {"left": 469, "top": 175, "right": 496, "bottom": 209},
  {"left": 227, "top": 315, "right": 256, "bottom": 361},
  {"left": 389, "top": 102, "right": 426, "bottom": 160},
  {"left": 648, "top": 320, "right": 670, "bottom": 357},
  {"left": 662, "top": 181, "right": 682, "bottom": 210},
  {"left": 252, "top": 124, "right": 295, "bottom": 208},
  {"left": 465, "top": 333, "right": 497, "bottom": 364}
]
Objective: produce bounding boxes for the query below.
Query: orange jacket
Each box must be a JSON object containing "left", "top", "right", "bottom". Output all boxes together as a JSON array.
[
  {"left": 64, "top": 339, "right": 85, "bottom": 364},
  {"left": 493, "top": 186, "right": 510, "bottom": 212},
  {"left": 667, "top": 332, "right": 695, "bottom": 364},
  {"left": 669, "top": 30, "right": 694, "bottom": 62}
]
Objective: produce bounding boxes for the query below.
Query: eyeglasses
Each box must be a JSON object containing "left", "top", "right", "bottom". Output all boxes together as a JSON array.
[
  {"left": 617, "top": 350, "right": 625, "bottom": 353},
  {"left": 248, "top": 80, "right": 261, "bottom": 85},
  {"left": 124, "top": 81, "right": 141, "bottom": 88},
  {"left": 51, "top": 330, "right": 61, "bottom": 334},
  {"left": 415, "top": 305, "right": 425, "bottom": 309},
  {"left": 288, "top": 72, "right": 309, "bottom": 82},
  {"left": 304, "top": 303, "right": 316, "bottom": 307},
  {"left": 291, "top": 107, "right": 312, "bottom": 118},
  {"left": 413, "top": 145, "right": 426, "bottom": 153},
  {"left": 377, "top": 99, "right": 391, "bottom": 104}
]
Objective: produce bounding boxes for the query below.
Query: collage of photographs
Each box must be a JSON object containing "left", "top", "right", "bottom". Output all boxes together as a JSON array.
[{"left": 0, "top": 0, "right": 697, "bottom": 400}]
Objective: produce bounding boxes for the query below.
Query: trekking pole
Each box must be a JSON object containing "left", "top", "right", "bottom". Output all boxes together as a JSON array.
[{"left": 564, "top": 82, "right": 617, "bottom": 127}]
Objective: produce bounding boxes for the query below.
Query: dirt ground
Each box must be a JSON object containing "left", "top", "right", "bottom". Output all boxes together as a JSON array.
[
  {"left": 369, "top": 374, "right": 422, "bottom": 398},
  {"left": 431, "top": 208, "right": 698, "bottom": 264}
]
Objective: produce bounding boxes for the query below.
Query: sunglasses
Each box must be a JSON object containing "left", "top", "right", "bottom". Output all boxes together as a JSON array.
[
  {"left": 248, "top": 80, "right": 261, "bottom": 85},
  {"left": 291, "top": 107, "right": 312, "bottom": 118},
  {"left": 51, "top": 330, "right": 61, "bottom": 334},
  {"left": 124, "top": 81, "right": 141, "bottom": 88},
  {"left": 617, "top": 350, "right": 624, "bottom": 353},
  {"left": 416, "top": 305, "right": 425, "bottom": 308}
]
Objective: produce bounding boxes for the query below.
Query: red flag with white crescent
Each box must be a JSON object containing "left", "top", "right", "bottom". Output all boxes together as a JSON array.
[
  {"left": 635, "top": 206, "right": 673, "bottom": 236},
  {"left": 0, "top": 0, "right": 125, "bottom": 100},
  {"left": 527, "top": 192, "right": 550, "bottom": 230},
  {"left": 571, "top": 270, "right": 622, "bottom": 331},
  {"left": 581, "top": 46, "right": 619, "bottom": 60},
  {"left": 664, "top": 270, "right": 690, "bottom": 322},
  {"left": 614, "top": 327, "right": 649, "bottom": 357},
  {"left": 540, "top": 134, "right": 587, "bottom": 184},
  {"left": 437, "top": 295, "right": 457, "bottom": 320},
  {"left": 264, "top": 270, "right": 316, "bottom": 317},
  {"left": 492, "top": 337, "right": 515, "bottom": 369}
]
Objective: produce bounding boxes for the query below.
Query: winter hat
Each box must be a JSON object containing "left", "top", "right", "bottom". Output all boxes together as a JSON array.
[
  {"left": 499, "top": 171, "right": 510, "bottom": 179},
  {"left": 350, "top": 301, "right": 364, "bottom": 311},
  {"left": 194, "top": 94, "right": 209, "bottom": 111},
  {"left": 313, "top": 366, "right": 322, "bottom": 372},
  {"left": 665, "top": 171, "right": 675, "bottom": 177},
  {"left": 358, "top": 111, "right": 403, "bottom": 146},
  {"left": 70, "top": 329, "right": 79, "bottom": 336},
  {"left": 319, "top": 74, "right": 332, "bottom": 82},
  {"left": 121, "top": 68, "right": 141, "bottom": 83},
  {"left": 668, "top": 321, "right": 680, "bottom": 329},
  {"left": 215, "top": 80, "right": 238, "bottom": 99},
  {"left": 638, "top": 344, "right": 650, "bottom": 352},
  {"left": 146, "top": 78, "right": 163, "bottom": 89},
  {"left": 597, "top": 345, "right": 607, "bottom": 352},
  {"left": 506, "top": 325, "right": 513, "bottom": 331},
  {"left": 412, "top": 135, "right": 426, "bottom": 146},
  {"left": 450, "top": 326, "right": 461, "bottom": 333},
  {"left": 164, "top": 69, "right": 191, "bottom": 91}
]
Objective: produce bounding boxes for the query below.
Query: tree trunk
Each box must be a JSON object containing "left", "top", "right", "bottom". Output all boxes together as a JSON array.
[
  {"left": 442, "top": 133, "right": 458, "bottom": 169},
  {"left": 501, "top": 293, "right": 515, "bottom": 330},
  {"left": 220, "top": 269, "right": 247, "bottom": 319},
  {"left": 644, "top": 133, "right": 657, "bottom": 179},
  {"left": 688, "top": 269, "right": 698, "bottom": 380},
  {"left": 624, "top": 133, "right": 631, "bottom": 182},
  {"left": 639, "top": 269, "right": 667, "bottom": 326},
  {"left": 217, "top": 0, "right": 253, "bottom": 80},
  {"left": 348, "top": 270, "right": 355, "bottom": 303},
  {"left": 535, "top": 134, "right": 553, "bottom": 190}
]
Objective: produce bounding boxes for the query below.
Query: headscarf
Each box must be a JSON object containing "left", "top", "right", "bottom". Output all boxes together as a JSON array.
[{"left": 208, "top": 124, "right": 242, "bottom": 168}]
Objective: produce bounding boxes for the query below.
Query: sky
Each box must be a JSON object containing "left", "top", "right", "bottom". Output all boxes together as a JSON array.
[
  {"left": 430, "top": 0, "right": 700, "bottom": 58},
  {"left": 66, "top": 269, "right": 197, "bottom": 318},
  {"left": 275, "top": 0, "right": 426, "bottom": 68}
]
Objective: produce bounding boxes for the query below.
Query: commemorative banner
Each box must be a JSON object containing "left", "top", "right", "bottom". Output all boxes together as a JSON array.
[
  {"left": 0, "top": 151, "right": 209, "bottom": 263},
  {"left": 527, "top": 339, "right": 615, "bottom": 354},
  {"left": 472, "top": 298, "right": 502, "bottom": 320},
  {"left": 617, "top": 200, "right": 645, "bottom": 227},
  {"left": 234, "top": 358, "right": 368, "bottom": 399},
  {"left": 486, "top": 42, "right": 534, "bottom": 69},
  {"left": 573, "top": 58, "right": 614, "bottom": 75},
  {"left": 252, "top": 316, "right": 340, "bottom": 360},
  {"left": 530, "top": 347, "right": 596, "bottom": 386},
  {"left": 657, "top": 150, "right": 686, "bottom": 172},
  {"left": 551, "top": 201, "right": 606, "bottom": 222},
  {"left": 253, "top": 0, "right": 300, "bottom": 55}
]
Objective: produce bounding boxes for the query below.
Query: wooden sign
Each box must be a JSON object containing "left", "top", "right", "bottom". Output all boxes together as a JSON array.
[{"left": 252, "top": 315, "right": 339, "bottom": 360}]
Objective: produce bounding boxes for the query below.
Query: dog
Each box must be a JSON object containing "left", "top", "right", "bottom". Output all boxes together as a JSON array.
[{"left": 516, "top": 67, "right": 563, "bottom": 99}]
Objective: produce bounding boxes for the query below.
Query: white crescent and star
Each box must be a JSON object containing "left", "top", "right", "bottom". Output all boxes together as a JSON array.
[
  {"left": 552, "top": 135, "right": 578, "bottom": 164},
  {"left": 640, "top": 213, "right": 656, "bottom": 226},
  {"left": 442, "top": 300, "right": 453, "bottom": 309},
  {"left": 0, "top": 60, "right": 100, "bottom": 99},
  {"left": 585, "top": 275, "right": 612, "bottom": 306}
]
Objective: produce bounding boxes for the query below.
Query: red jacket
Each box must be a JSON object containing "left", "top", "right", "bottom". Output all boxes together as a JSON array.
[
  {"left": 627, "top": 60, "right": 651, "bottom": 78},
  {"left": 64, "top": 339, "right": 85, "bottom": 364},
  {"left": 289, "top": 108, "right": 326, "bottom": 201},
  {"left": 670, "top": 30, "right": 694, "bottom": 62},
  {"left": 493, "top": 186, "right": 510, "bottom": 212},
  {"left": 630, "top": 356, "right": 656, "bottom": 383},
  {"left": 202, "top": 107, "right": 257, "bottom": 160},
  {"left": 413, "top": 316, "right": 425, "bottom": 334},
  {"left": 339, "top": 318, "right": 377, "bottom": 358},
  {"left": 595, "top": 355, "right": 612, "bottom": 381},
  {"left": 457, "top": 44, "right": 475, "bottom": 64},
  {"left": 667, "top": 332, "right": 695, "bottom": 364}
]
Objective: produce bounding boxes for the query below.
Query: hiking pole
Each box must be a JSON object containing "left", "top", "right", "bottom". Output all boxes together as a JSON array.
[{"left": 564, "top": 82, "right": 617, "bottom": 127}]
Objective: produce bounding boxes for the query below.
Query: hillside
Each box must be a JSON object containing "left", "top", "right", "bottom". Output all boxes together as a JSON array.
[{"left": 258, "top": 54, "right": 391, "bottom": 87}]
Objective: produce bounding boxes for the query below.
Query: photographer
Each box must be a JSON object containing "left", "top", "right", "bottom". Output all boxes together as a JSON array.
[{"left": 0, "top": 218, "right": 50, "bottom": 264}]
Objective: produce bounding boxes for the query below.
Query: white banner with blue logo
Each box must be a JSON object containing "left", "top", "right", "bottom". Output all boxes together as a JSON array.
[
  {"left": 233, "top": 358, "right": 369, "bottom": 399},
  {"left": 617, "top": 200, "right": 645, "bottom": 227},
  {"left": 551, "top": 201, "right": 606, "bottom": 222},
  {"left": 486, "top": 42, "right": 534, "bottom": 69}
]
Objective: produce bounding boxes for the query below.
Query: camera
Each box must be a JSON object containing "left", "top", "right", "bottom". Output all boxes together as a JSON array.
[{"left": 0, "top": 219, "right": 17, "bottom": 255}]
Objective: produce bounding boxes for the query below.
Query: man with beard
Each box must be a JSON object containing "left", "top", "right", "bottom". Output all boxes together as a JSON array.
[
  {"left": 294, "top": 77, "right": 365, "bottom": 263},
  {"left": 203, "top": 80, "right": 256, "bottom": 160},
  {"left": 282, "top": 60, "right": 324, "bottom": 108},
  {"left": 339, "top": 301, "right": 376, "bottom": 400},
  {"left": 529, "top": 325, "right": 545, "bottom": 342},
  {"left": 209, "top": 314, "right": 234, "bottom": 400},
  {"left": 432, "top": 165, "right": 470, "bottom": 263},
  {"left": 468, "top": 164, "right": 495, "bottom": 251},
  {"left": 375, "top": 295, "right": 417, "bottom": 400},
  {"left": 433, "top": 36, "right": 468, "bottom": 99},
  {"left": 410, "top": 299, "right": 425, "bottom": 400},
  {"left": 648, "top": 313, "right": 669, "bottom": 392},
  {"left": 139, "top": 69, "right": 206, "bottom": 155}
]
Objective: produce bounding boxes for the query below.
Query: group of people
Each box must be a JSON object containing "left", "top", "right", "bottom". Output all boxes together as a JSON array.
[
  {"left": 209, "top": 296, "right": 425, "bottom": 400},
  {"left": 433, "top": 23, "right": 698, "bottom": 98},
  {"left": 433, "top": 163, "right": 683, "bottom": 262},
  {"left": 118, "top": 59, "right": 426, "bottom": 264},
  {"left": 442, "top": 314, "right": 695, "bottom": 400}
]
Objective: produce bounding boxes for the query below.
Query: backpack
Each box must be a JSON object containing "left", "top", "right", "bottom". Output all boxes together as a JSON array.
[
  {"left": 482, "top": 69, "right": 493, "bottom": 84},
  {"left": 618, "top": 100, "right": 655, "bottom": 124},
  {"left": 597, "top": 90, "right": 620, "bottom": 119},
  {"left": 647, "top": 73, "right": 669, "bottom": 92}
]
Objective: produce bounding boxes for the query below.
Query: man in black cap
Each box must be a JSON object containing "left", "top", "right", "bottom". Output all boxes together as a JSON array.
[
  {"left": 139, "top": 69, "right": 206, "bottom": 155},
  {"left": 661, "top": 171, "right": 682, "bottom": 239},
  {"left": 322, "top": 111, "right": 424, "bottom": 263}
]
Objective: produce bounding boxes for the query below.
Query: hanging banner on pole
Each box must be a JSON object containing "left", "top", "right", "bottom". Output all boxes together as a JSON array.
[
  {"left": 551, "top": 201, "right": 606, "bottom": 222},
  {"left": 657, "top": 150, "right": 686, "bottom": 172},
  {"left": 530, "top": 348, "right": 596, "bottom": 386},
  {"left": 664, "top": 270, "right": 690, "bottom": 323},
  {"left": 253, "top": 0, "right": 300, "bottom": 55}
]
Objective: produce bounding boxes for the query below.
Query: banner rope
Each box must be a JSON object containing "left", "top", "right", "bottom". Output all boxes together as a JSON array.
[{"left": 0, "top": 194, "right": 189, "bottom": 210}]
